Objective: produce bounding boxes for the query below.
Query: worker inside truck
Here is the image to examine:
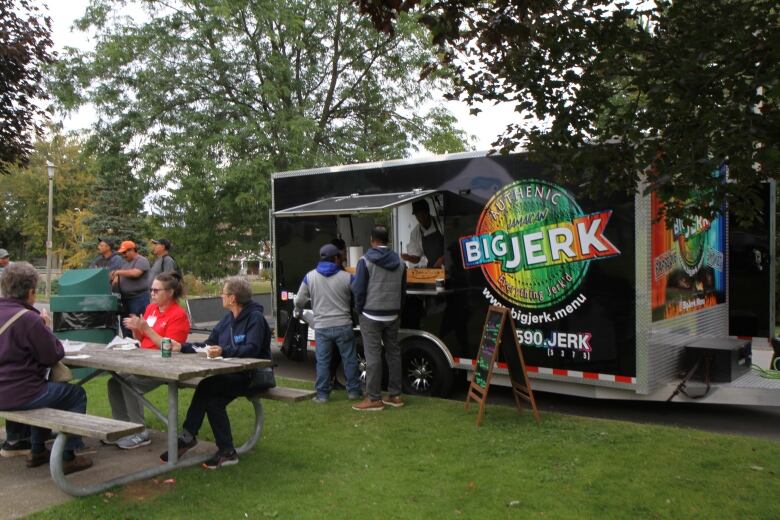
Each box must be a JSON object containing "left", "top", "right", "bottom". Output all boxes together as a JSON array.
[{"left": 400, "top": 199, "right": 444, "bottom": 269}]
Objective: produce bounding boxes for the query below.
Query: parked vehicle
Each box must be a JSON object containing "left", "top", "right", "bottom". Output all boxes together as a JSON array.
[{"left": 271, "top": 151, "right": 779, "bottom": 405}]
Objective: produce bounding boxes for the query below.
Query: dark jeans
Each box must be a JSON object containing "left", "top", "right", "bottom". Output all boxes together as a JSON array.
[
  {"left": 13, "top": 382, "right": 87, "bottom": 452},
  {"left": 5, "top": 421, "right": 31, "bottom": 442},
  {"left": 183, "top": 372, "right": 250, "bottom": 452},
  {"left": 359, "top": 315, "right": 402, "bottom": 401},
  {"left": 120, "top": 293, "right": 150, "bottom": 337}
]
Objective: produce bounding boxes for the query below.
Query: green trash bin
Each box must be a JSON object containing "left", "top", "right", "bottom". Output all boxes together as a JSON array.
[{"left": 51, "top": 268, "right": 119, "bottom": 378}]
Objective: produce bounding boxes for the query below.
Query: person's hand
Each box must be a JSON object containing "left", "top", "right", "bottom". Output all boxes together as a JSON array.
[
  {"left": 292, "top": 307, "right": 302, "bottom": 319},
  {"left": 40, "top": 309, "right": 52, "bottom": 329},
  {"left": 123, "top": 314, "right": 145, "bottom": 331},
  {"left": 169, "top": 339, "right": 182, "bottom": 352},
  {"left": 206, "top": 345, "right": 222, "bottom": 358}
]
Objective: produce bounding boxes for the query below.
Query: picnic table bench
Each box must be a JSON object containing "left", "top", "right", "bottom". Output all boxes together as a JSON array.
[{"left": 0, "top": 409, "right": 143, "bottom": 491}]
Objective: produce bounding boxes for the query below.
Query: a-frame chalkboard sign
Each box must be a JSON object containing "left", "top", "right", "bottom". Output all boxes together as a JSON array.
[{"left": 465, "top": 305, "right": 540, "bottom": 427}]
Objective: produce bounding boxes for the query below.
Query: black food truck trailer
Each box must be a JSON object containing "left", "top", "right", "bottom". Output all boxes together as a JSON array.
[{"left": 272, "top": 151, "right": 780, "bottom": 405}]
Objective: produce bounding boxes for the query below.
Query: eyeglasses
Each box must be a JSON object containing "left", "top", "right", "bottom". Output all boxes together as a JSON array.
[{"left": 150, "top": 287, "right": 169, "bottom": 293}]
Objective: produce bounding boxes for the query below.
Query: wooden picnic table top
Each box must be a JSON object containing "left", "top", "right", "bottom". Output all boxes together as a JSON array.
[{"left": 64, "top": 343, "right": 272, "bottom": 381}]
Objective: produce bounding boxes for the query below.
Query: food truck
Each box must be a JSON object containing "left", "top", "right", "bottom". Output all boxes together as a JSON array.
[{"left": 272, "top": 151, "right": 780, "bottom": 404}]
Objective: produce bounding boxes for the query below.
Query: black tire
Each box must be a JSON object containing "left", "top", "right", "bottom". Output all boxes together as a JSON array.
[{"left": 402, "top": 339, "right": 454, "bottom": 397}]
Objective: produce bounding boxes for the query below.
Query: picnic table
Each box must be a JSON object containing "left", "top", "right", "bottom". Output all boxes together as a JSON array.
[{"left": 55, "top": 343, "right": 272, "bottom": 495}]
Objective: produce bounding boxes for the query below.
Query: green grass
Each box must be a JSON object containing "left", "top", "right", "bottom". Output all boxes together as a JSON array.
[{"left": 17, "top": 377, "right": 780, "bottom": 519}]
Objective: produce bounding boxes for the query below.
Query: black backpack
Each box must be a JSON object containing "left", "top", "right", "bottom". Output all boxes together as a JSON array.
[{"left": 163, "top": 255, "right": 184, "bottom": 280}]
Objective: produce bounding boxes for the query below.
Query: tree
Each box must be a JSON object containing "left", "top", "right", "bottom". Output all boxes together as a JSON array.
[
  {"left": 0, "top": 132, "right": 98, "bottom": 265},
  {"left": 51, "top": 0, "right": 470, "bottom": 278},
  {"left": 353, "top": 0, "right": 779, "bottom": 224},
  {"left": 0, "top": 0, "right": 53, "bottom": 175}
]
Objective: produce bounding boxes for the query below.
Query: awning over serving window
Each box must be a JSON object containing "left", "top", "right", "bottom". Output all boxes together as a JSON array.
[{"left": 274, "top": 190, "right": 438, "bottom": 218}]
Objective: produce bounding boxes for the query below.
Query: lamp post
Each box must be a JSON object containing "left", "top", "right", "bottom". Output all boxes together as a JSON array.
[{"left": 46, "top": 161, "right": 55, "bottom": 299}]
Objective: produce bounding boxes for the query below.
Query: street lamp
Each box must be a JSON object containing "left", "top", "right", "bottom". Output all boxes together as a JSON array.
[{"left": 46, "top": 161, "right": 55, "bottom": 299}]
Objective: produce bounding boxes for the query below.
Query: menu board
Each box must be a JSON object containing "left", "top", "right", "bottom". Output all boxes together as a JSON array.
[
  {"left": 474, "top": 308, "right": 505, "bottom": 388},
  {"left": 466, "top": 306, "right": 540, "bottom": 426}
]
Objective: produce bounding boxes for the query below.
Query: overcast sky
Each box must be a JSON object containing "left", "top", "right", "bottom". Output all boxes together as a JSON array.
[{"left": 38, "top": 0, "right": 517, "bottom": 153}]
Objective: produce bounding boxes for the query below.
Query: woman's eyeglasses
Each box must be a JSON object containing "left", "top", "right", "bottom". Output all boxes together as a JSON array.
[{"left": 150, "top": 287, "right": 169, "bottom": 294}]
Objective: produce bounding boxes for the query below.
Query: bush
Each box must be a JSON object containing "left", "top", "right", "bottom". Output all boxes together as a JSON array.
[{"left": 182, "top": 273, "right": 205, "bottom": 296}]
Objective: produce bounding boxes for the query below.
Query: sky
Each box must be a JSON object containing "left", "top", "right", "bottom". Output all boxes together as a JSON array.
[{"left": 38, "top": 0, "right": 518, "bottom": 153}]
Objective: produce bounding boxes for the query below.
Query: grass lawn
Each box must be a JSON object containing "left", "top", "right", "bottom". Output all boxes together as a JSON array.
[{"left": 19, "top": 377, "right": 780, "bottom": 519}]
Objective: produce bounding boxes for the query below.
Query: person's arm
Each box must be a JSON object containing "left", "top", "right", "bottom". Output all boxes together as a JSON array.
[
  {"left": 401, "top": 227, "right": 423, "bottom": 263},
  {"left": 293, "top": 275, "right": 311, "bottom": 317},
  {"left": 26, "top": 315, "right": 65, "bottom": 366},
  {"left": 351, "top": 258, "right": 369, "bottom": 314}
]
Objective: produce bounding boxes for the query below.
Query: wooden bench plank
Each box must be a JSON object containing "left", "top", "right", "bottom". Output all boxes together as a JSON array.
[
  {"left": 0, "top": 409, "right": 144, "bottom": 442},
  {"left": 179, "top": 378, "right": 315, "bottom": 402}
]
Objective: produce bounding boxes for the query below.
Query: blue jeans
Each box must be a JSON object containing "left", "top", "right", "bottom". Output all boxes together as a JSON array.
[
  {"left": 121, "top": 293, "right": 150, "bottom": 337},
  {"left": 183, "top": 372, "right": 250, "bottom": 452},
  {"left": 5, "top": 421, "right": 30, "bottom": 442},
  {"left": 14, "top": 382, "right": 87, "bottom": 452},
  {"left": 315, "top": 325, "right": 361, "bottom": 398}
]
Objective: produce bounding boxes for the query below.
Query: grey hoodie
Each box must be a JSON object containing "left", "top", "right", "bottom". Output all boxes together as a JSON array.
[{"left": 294, "top": 261, "right": 353, "bottom": 329}]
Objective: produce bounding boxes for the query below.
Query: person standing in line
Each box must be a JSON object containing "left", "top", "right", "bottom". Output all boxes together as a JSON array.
[
  {"left": 148, "top": 238, "right": 180, "bottom": 280},
  {"left": 293, "top": 243, "right": 362, "bottom": 403},
  {"left": 89, "top": 238, "right": 124, "bottom": 270},
  {"left": 351, "top": 225, "right": 407, "bottom": 411},
  {"left": 111, "top": 241, "right": 151, "bottom": 337}
]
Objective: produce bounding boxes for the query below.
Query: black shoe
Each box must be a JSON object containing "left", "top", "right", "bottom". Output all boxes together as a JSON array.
[
  {"left": 202, "top": 449, "right": 238, "bottom": 470},
  {"left": 1, "top": 440, "right": 31, "bottom": 458},
  {"left": 159, "top": 436, "right": 197, "bottom": 463},
  {"left": 26, "top": 449, "right": 50, "bottom": 468}
]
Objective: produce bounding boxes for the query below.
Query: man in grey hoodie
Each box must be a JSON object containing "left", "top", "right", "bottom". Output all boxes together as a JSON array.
[
  {"left": 351, "top": 225, "right": 407, "bottom": 411},
  {"left": 294, "top": 243, "right": 362, "bottom": 403}
]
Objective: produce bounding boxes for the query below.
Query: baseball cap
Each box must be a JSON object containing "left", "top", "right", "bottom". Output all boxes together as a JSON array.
[
  {"left": 411, "top": 199, "right": 430, "bottom": 214},
  {"left": 97, "top": 237, "right": 114, "bottom": 248},
  {"left": 151, "top": 238, "right": 172, "bottom": 250},
  {"left": 0, "top": 248, "right": 9, "bottom": 259},
  {"left": 319, "top": 243, "right": 340, "bottom": 260},
  {"left": 116, "top": 240, "right": 136, "bottom": 253}
]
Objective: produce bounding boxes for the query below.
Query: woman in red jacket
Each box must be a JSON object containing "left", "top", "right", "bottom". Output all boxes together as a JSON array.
[{"left": 107, "top": 273, "right": 190, "bottom": 449}]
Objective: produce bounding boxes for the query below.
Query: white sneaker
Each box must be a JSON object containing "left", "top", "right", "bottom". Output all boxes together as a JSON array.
[{"left": 117, "top": 430, "right": 151, "bottom": 450}]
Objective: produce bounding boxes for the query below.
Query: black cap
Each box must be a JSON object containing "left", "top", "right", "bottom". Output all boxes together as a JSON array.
[
  {"left": 97, "top": 237, "right": 114, "bottom": 249},
  {"left": 319, "top": 243, "right": 340, "bottom": 260},
  {"left": 412, "top": 199, "right": 430, "bottom": 214},
  {"left": 152, "top": 238, "right": 172, "bottom": 250}
]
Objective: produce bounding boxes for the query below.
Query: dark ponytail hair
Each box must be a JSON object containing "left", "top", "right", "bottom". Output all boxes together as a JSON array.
[{"left": 156, "top": 272, "right": 184, "bottom": 299}]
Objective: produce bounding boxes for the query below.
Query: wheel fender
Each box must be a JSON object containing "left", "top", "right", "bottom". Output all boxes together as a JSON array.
[{"left": 398, "top": 329, "right": 455, "bottom": 368}]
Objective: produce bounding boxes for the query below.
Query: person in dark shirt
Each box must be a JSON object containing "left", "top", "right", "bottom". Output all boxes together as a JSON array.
[
  {"left": 0, "top": 262, "right": 92, "bottom": 474},
  {"left": 90, "top": 237, "right": 124, "bottom": 270}
]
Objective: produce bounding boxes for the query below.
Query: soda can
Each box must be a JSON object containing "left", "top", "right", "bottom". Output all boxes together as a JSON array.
[{"left": 161, "top": 338, "right": 172, "bottom": 358}]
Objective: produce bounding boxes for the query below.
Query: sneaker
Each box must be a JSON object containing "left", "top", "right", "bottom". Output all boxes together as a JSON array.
[
  {"left": 311, "top": 396, "right": 329, "bottom": 404},
  {"left": 117, "top": 430, "right": 151, "bottom": 450},
  {"left": 202, "top": 449, "right": 238, "bottom": 470},
  {"left": 63, "top": 455, "right": 93, "bottom": 475},
  {"left": 159, "top": 436, "right": 198, "bottom": 463},
  {"left": 382, "top": 395, "right": 405, "bottom": 408},
  {"left": 347, "top": 392, "right": 363, "bottom": 401},
  {"left": 26, "top": 449, "right": 50, "bottom": 468},
  {"left": 352, "top": 398, "right": 384, "bottom": 412},
  {"left": 1, "top": 440, "right": 31, "bottom": 457}
]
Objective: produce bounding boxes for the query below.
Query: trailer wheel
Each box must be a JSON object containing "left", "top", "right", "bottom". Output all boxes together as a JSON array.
[
  {"left": 402, "top": 339, "right": 453, "bottom": 397},
  {"left": 334, "top": 339, "right": 387, "bottom": 392}
]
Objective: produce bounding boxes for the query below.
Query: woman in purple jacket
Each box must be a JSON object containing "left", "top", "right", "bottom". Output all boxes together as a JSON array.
[{"left": 0, "top": 262, "right": 92, "bottom": 474}]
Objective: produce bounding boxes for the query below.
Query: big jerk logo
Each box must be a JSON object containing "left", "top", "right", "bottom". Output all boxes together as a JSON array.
[{"left": 460, "top": 180, "right": 620, "bottom": 308}]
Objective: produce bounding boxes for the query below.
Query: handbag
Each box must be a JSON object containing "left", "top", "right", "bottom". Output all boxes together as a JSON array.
[
  {"left": 281, "top": 317, "right": 308, "bottom": 362},
  {"left": 247, "top": 366, "right": 276, "bottom": 392},
  {"left": 50, "top": 361, "right": 73, "bottom": 382}
]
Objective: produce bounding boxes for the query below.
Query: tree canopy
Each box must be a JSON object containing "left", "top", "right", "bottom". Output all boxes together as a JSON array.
[
  {"left": 52, "top": 0, "right": 469, "bottom": 277},
  {"left": 0, "top": 0, "right": 53, "bottom": 175},
  {"left": 354, "top": 0, "right": 779, "bottom": 224}
]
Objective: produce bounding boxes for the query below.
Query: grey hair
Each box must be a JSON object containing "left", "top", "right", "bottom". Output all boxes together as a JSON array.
[
  {"left": 1, "top": 262, "right": 39, "bottom": 300},
  {"left": 223, "top": 276, "right": 252, "bottom": 305}
]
